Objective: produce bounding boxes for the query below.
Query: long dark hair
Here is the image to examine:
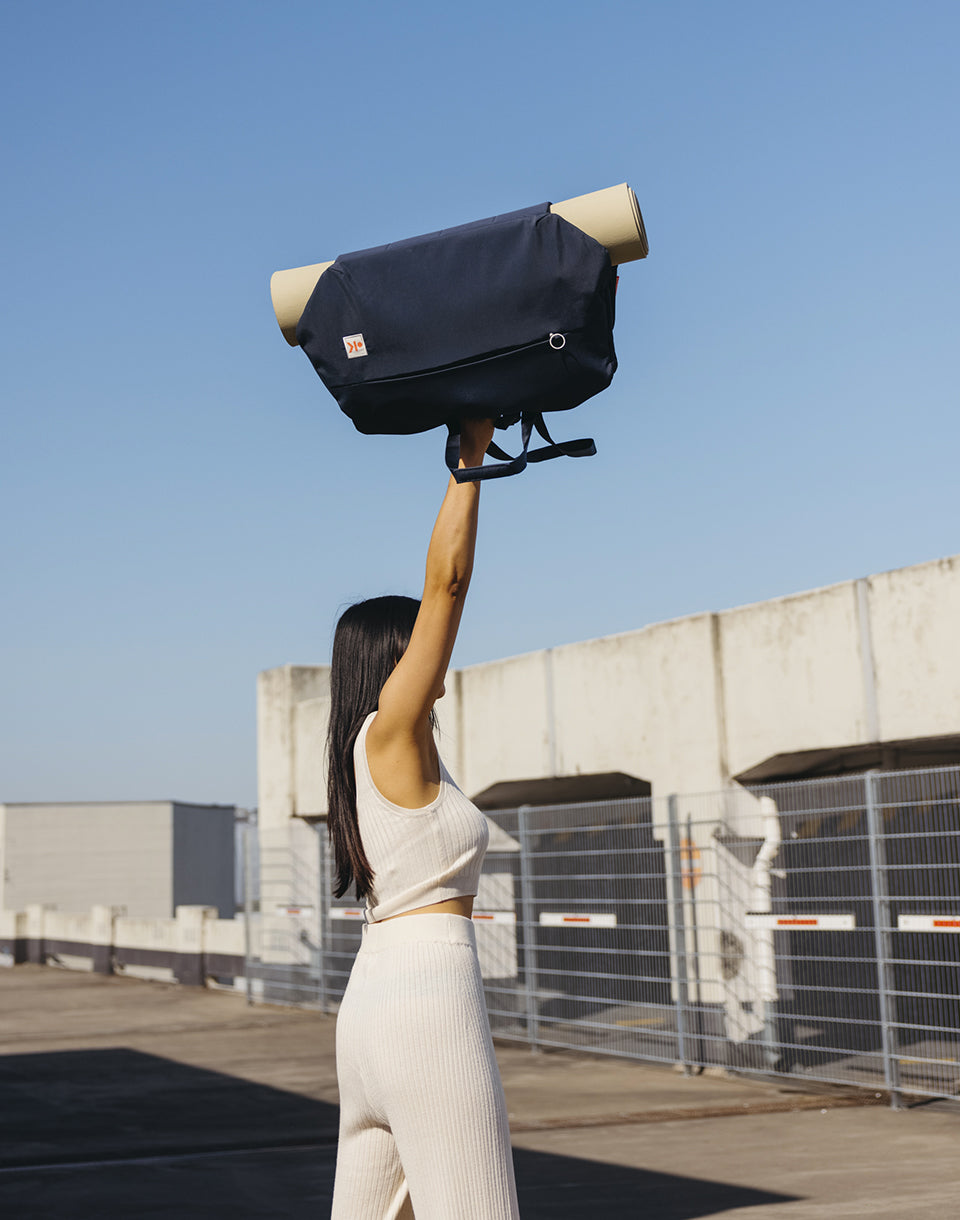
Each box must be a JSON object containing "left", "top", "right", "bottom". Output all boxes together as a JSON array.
[{"left": 326, "top": 595, "right": 422, "bottom": 899}]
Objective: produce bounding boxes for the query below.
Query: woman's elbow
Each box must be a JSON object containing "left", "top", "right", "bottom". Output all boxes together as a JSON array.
[{"left": 425, "top": 570, "right": 470, "bottom": 604}]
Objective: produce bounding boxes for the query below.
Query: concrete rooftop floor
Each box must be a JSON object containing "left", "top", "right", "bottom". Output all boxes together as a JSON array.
[{"left": 1, "top": 965, "right": 958, "bottom": 1218}]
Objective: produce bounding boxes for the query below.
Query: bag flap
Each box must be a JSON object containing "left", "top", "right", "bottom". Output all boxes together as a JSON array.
[{"left": 297, "top": 203, "right": 611, "bottom": 388}]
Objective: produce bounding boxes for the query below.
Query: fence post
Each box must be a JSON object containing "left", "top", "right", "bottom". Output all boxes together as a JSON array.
[
  {"left": 865, "top": 770, "right": 902, "bottom": 1110},
  {"left": 242, "top": 815, "right": 256, "bottom": 1007},
  {"left": 666, "top": 795, "right": 692, "bottom": 1075},
  {"left": 517, "top": 805, "right": 540, "bottom": 1052}
]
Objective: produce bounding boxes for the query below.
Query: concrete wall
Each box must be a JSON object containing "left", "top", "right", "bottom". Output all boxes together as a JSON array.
[
  {"left": 277, "top": 667, "right": 461, "bottom": 820},
  {"left": 257, "top": 552, "right": 960, "bottom": 822},
  {"left": 547, "top": 614, "right": 724, "bottom": 794},
  {"left": 257, "top": 666, "right": 330, "bottom": 832},
  {"left": 293, "top": 693, "right": 331, "bottom": 817},
  {"left": 0, "top": 802, "right": 236, "bottom": 918},
  {"left": 869, "top": 556, "right": 960, "bottom": 741},
  {"left": 719, "top": 580, "right": 868, "bottom": 779},
  {"left": 0, "top": 902, "right": 249, "bottom": 988},
  {"left": 458, "top": 651, "right": 553, "bottom": 795}
]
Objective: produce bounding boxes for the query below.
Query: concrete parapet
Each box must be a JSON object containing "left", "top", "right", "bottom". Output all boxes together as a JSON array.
[
  {"left": 174, "top": 905, "right": 218, "bottom": 985},
  {"left": 25, "top": 903, "right": 57, "bottom": 964},
  {"left": 90, "top": 905, "right": 126, "bottom": 974},
  {"left": 0, "top": 904, "right": 252, "bottom": 988},
  {"left": 0, "top": 908, "right": 28, "bottom": 965}
]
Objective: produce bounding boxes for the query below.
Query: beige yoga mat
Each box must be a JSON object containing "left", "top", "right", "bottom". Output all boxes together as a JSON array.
[{"left": 270, "top": 183, "right": 648, "bottom": 345}]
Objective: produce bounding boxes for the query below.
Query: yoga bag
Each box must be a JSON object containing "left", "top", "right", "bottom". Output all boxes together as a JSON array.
[{"left": 295, "top": 202, "right": 618, "bottom": 482}]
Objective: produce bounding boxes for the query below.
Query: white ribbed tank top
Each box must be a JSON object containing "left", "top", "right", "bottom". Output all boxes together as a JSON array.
[{"left": 353, "top": 712, "right": 490, "bottom": 922}]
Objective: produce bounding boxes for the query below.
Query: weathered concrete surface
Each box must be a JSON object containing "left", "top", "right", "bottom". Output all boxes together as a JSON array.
[
  {"left": 266, "top": 553, "right": 960, "bottom": 817},
  {"left": 1, "top": 967, "right": 957, "bottom": 1218},
  {"left": 510, "top": 1107, "right": 960, "bottom": 1220}
]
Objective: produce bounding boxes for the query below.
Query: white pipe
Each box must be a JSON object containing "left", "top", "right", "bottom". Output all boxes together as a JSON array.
[{"left": 751, "top": 796, "right": 782, "bottom": 1005}]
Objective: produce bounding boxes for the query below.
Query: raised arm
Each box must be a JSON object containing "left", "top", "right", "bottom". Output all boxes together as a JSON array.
[{"left": 367, "top": 418, "right": 495, "bottom": 801}]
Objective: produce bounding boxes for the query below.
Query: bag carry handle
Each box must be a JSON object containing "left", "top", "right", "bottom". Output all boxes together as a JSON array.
[
  {"left": 446, "top": 414, "right": 596, "bottom": 483},
  {"left": 445, "top": 417, "right": 533, "bottom": 483}
]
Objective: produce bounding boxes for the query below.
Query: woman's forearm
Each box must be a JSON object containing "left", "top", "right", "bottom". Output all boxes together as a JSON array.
[{"left": 424, "top": 421, "right": 494, "bottom": 599}]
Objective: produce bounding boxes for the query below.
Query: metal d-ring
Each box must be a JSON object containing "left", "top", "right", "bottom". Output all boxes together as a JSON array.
[{"left": 548, "top": 333, "right": 566, "bottom": 350}]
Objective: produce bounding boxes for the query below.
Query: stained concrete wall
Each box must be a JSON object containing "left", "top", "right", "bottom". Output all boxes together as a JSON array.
[
  {"left": 458, "top": 651, "right": 553, "bottom": 797},
  {"left": 258, "top": 553, "right": 960, "bottom": 821},
  {"left": 718, "top": 580, "right": 867, "bottom": 779},
  {"left": 869, "top": 556, "right": 960, "bottom": 741},
  {"left": 549, "top": 614, "right": 723, "bottom": 795},
  {"left": 293, "top": 693, "right": 330, "bottom": 818},
  {"left": 257, "top": 666, "right": 330, "bottom": 833}
]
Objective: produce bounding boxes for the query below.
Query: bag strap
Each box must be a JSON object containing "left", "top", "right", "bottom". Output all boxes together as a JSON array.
[
  {"left": 526, "top": 414, "right": 596, "bottom": 464},
  {"left": 446, "top": 417, "right": 534, "bottom": 483},
  {"left": 446, "top": 414, "right": 596, "bottom": 483}
]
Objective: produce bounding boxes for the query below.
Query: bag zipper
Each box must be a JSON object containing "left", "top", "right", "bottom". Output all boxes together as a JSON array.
[{"left": 331, "top": 332, "right": 573, "bottom": 389}]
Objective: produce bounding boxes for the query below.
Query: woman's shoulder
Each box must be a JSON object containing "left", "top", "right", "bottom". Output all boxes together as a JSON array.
[{"left": 353, "top": 710, "right": 378, "bottom": 757}]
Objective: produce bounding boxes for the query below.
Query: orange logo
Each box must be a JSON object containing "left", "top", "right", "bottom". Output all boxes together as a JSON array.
[{"left": 343, "top": 333, "right": 368, "bottom": 358}]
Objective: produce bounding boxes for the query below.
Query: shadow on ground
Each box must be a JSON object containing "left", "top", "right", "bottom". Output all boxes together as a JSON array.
[{"left": 0, "top": 1049, "right": 802, "bottom": 1219}]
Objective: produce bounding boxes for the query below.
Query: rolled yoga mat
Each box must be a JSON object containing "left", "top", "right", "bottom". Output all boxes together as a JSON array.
[{"left": 270, "top": 182, "right": 648, "bottom": 345}]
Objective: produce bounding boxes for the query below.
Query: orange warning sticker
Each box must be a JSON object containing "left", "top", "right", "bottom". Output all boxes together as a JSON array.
[{"left": 680, "top": 837, "right": 702, "bottom": 890}]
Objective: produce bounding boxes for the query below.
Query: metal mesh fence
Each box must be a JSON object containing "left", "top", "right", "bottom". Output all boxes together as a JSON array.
[
  {"left": 241, "top": 827, "right": 326, "bottom": 1008},
  {"left": 243, "top": 766, "right": 960, "bottom": 1107}
]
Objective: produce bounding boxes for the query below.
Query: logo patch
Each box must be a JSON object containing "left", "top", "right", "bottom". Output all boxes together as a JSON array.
[{"left": 343, "top": 333, "right": 367, "bottom": 358}]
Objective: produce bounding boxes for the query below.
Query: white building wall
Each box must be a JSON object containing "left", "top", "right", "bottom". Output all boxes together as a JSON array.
[
  {"left": 458, "top": 651, "right": 552, "bottom": 798},
  {"left": 719, "top": 581, "right": 868, "bottom": 778},
  {"left": 258, "top": 552, "right": 960, "bottom": 826},
  {"left": 256, "top": 665, "right": 329, "bottom": 833},
  {"left": 551, "top": 614, "right": 726, "bottom": 794},
  {"left": 1, "top": 803, "right": 173, "bottom": 917},
  {"left": 869, "top": 555, "right": 960, "bottom": 741},
  {"left": 294, "top": 693, "right": 330, "bottom": 817}
]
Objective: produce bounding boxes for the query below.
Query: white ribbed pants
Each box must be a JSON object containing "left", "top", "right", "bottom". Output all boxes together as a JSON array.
[{"left": 331, "top": 913, "right": 520, "bottom": 1220}]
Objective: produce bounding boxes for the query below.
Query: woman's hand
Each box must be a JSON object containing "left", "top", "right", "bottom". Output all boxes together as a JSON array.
[{"left": 458, "top": 417, "right": 496, "bottom": 467}]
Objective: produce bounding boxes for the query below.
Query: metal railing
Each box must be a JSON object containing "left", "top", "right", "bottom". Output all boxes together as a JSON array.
[{"left": 242, "top": 766, "right": 960, "bottom": 1108}]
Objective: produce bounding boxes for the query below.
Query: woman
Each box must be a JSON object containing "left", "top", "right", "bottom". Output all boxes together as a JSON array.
[{"left": 328, "top": 416, "right": 520, "bottom": 1220}]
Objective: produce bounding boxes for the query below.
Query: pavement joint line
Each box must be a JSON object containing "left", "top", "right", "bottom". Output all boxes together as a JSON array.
[
  {"left": 0, "top": 1141, "right": 339, "bottom": 1176},
  {"left": 0, "top": 1018, "right": 316, "bottom": 1046},
  {"left": 508, "top": 1092, "right": 888, "bottom": 1131},
  {"left": 0, "top": 1093, "right": 891, "bottom": 1177}
]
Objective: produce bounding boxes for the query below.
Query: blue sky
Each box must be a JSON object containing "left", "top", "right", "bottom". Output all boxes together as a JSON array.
[{"left": 2, "top": 1, "right": 958, "bottom": 807}]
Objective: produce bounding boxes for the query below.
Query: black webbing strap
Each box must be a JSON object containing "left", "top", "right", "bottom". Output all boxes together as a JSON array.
[
  {"left": 526, "top": 414, "right": 596, "bottom": 463},
  {"left": 445, "top": 414, "right": 596, "bottom": 483},
  {"left": 446, "top": 417, "right": 534, "bottom": 483}
]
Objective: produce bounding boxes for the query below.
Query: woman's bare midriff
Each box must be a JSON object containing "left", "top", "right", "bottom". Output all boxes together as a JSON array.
[{"left": 379, "top": 896, "right": 475, "bottom": 922}]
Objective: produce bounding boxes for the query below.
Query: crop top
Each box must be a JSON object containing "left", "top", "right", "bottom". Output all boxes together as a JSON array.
[{"left": 354, "top": 712, "right": 490, "bottom": 922}]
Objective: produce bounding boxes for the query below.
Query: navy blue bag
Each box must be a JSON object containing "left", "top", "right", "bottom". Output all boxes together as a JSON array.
[{"left": 296, "top": 202, "right": 617, "bottom": 482}]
